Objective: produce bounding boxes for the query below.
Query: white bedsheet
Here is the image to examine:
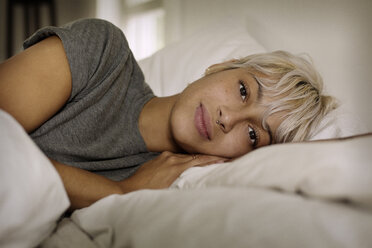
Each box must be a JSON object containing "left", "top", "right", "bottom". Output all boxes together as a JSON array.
[{"left": 41, "top": 135, "right": 372, "bottom": 248}]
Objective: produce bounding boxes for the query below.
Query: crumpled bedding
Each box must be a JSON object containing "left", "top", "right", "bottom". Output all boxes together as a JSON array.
[{"left": 40, "top": 134, "right": 372, "bottom": 248}]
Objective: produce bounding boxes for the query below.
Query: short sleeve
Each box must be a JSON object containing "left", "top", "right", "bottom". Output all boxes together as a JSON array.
[{"left": 23, "top": 18, "right": 131, "bottom": 101}]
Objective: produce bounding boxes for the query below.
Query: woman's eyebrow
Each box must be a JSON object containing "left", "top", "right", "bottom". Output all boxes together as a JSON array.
[
  {"left": 247, "top": 73, "right": 263, "bottom": 102},
  {"left": 252, "top": 75, "right": 263, "bottom": 102}
]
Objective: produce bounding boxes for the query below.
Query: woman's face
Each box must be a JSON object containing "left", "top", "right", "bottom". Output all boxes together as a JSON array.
[{"left": 170, "top": 68, "right": 283, "bottom": 158}]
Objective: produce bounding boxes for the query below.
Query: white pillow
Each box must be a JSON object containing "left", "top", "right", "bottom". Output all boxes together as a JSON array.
[
  {"left": 138, "top": 18, "right": 266, "bottom": 96},
  {"left": 172, "top": 134, "right": 372, "bottom": 210},
  {"left": 0, "top": 110, "right": 70, "bottom": 248},
  {"left": 309, "top": 106, "right": 369, "bottom": 140}
]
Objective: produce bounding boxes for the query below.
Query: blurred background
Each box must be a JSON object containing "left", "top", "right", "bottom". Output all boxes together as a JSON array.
[
  {"left": 1, "top": 0, "right": 371, "bottom": 61},
  {"left": 0, "top": 0, "right": 371, "bottom": 127},
  {"left": 1, "top": 0, "right": 171, "bottom": 61}
]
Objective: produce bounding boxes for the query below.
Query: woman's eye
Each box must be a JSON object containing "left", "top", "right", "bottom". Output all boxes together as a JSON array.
[
  {"left": 248, "top": 126, "right": 257, "bottom": 147},
  {"left": 239, "top": 81, "right": 247, "bottom": 101}
]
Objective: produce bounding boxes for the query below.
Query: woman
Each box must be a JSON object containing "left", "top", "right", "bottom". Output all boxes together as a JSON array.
[{"left": 0, "top": 19, "right": 336, "bottom": 210}]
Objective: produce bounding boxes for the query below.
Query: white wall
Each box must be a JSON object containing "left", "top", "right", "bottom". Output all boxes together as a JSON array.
[{"left": 163, "top": 0, "right": 372, "bottom": 130}]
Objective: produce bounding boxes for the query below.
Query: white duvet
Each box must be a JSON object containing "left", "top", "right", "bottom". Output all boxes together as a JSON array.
[{"left": 40, "top": 134, "right": 372, "bottom": 248}]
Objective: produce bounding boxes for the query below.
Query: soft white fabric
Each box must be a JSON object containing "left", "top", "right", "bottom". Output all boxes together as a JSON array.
[
  {"left": 70, "top": 188, "right": 372, "bottom": 248},
  {"left": 138, "top": 18, "right": 266, "bottom": 97},
  {"left": 56, "top": 135, "right": 372, "bottom": 248},
  {"left": 0, "top": 110, "right": 70, "bottom": 248},
  {"left": 309, "top": 106, "right": 369, "bottom": 140},
  {"left": 172, "top": 135, "right": 372, "bottom": 210}
]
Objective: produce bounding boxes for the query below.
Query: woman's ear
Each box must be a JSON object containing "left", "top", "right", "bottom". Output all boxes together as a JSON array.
[{"left": 205, "top": 59, "right": 238, "bottom": 75}]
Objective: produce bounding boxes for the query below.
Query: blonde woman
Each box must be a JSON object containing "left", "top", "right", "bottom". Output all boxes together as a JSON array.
[{"left": 0, "top": 19, "right": 336, "bottom": 210}]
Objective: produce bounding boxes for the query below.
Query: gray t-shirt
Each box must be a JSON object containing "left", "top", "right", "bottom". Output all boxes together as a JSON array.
[{"left": 23, "top": 18, "right": 159, "bottom": 181}]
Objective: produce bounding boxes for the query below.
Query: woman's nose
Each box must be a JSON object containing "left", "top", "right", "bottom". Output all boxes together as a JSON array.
[{"left": 217, "top": 106, "right": 245, "bottom": 133}]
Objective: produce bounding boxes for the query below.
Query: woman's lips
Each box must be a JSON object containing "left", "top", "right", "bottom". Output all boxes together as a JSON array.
[{"left": 194, "top": 103, "right": 212, "bottom": 140}]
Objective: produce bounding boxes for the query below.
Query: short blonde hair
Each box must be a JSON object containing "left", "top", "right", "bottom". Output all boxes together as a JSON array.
[{"left": 205, "top": 50, "right": 338, "bottom": 143}]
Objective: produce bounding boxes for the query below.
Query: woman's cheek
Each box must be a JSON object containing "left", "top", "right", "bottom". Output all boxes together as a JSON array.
[{"left": 216, "top": 136, "right": 250, "bottom": 158}]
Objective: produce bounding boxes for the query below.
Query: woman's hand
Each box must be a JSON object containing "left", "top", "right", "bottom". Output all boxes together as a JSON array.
[{"left": 119, "top": 151, "right": 226, "bottom": 193}]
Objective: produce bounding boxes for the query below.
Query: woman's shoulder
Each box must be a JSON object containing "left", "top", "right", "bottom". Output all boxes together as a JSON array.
[
  {"left": 62, "top": 18, "right": 128, "bottom": 46},
  {"left": 64, "top": 18, "right": 122, "bottom": 33}
]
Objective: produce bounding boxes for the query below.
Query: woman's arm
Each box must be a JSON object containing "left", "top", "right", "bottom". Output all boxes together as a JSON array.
[
  {"left": 50, "top": 159, "right": 123, "bottom": 210},
  {"left": 0, "top": 36, "right": 71, "bottom": 133},
  {"left": 0, "top": 36, "right": 126, "bottom": 210},
  {"left": 52, "top": 152, "right": 225, "bottom": 211}
]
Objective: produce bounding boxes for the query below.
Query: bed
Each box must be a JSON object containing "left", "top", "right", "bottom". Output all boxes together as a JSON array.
[{"left": 1, "top": 16, "right": 371, "bottom": 248}]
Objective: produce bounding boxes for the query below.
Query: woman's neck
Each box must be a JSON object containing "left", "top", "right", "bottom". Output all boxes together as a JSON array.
[{"left": 138, "top": 95, "right": 183, "bottom": 153}]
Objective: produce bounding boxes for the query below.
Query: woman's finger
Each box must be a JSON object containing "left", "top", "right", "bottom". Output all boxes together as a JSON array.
[
  {"left": 180, "top": 154, "right": 228, "bottom": 170},
  {"left": 194, "top": 154, "right": 227, "bottom": 163}
]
